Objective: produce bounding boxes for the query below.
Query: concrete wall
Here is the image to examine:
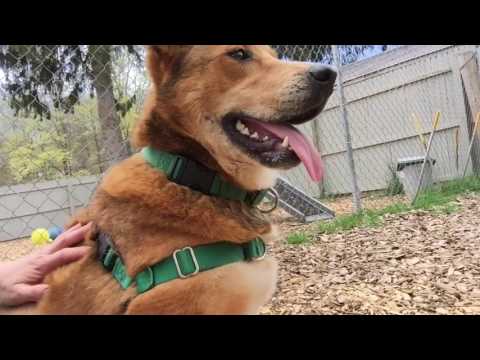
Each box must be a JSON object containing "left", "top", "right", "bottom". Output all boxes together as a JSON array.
[{"left": 0, "top": 176, "right": 99, "bottom": 241}]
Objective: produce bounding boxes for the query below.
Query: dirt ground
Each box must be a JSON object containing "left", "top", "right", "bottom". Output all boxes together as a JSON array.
[
  {"left": 323, "top": 192, "right": 409, "bottom": 216},
  {"left": 1, "top": 193, "right": 479, "bottom": 315}
]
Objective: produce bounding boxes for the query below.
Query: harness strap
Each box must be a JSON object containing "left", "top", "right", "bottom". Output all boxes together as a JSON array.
[
  {"left": 141, "top": 147, "right": 267, "bottom": 206},
  {"left": 95, "top": 148, "right": 269, "bottom": 294},
  {"left": 97, "top": 232, "right": 266, "bottom": 294}
]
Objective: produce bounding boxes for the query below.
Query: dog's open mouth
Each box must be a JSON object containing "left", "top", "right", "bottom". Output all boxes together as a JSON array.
[{"left": 222, "top": 111, "right": 324, "bottom": 182}]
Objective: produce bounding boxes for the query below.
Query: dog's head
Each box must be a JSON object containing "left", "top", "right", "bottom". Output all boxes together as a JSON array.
[{"left": 133, "top": 45, "right": 336, "bottom": 190}]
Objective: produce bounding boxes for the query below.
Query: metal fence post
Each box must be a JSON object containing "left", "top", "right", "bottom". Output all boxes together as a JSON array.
[
  {"left": 332, "top": 45, "right": 362, "bottom": 213},
  {"left": 66, "top": 180, "right": 75, "bottom": 216},
  {"left": 311, "top": 117, "right": 325, "bottom": 197}
]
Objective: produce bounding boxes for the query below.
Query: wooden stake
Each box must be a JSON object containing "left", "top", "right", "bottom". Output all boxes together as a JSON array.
[
  {"left": 411, "top": 112, "right": 441, "bottom": 205},
  {"left": 412, "top": 113, "right": 428, "bottom": 151}
]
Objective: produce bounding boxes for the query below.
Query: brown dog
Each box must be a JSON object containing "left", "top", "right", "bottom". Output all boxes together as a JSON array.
[{"left": 26, "top": 45, "right": 336, "bottom": 314}]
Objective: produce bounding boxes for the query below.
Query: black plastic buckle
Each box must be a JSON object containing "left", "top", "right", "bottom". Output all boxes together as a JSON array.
[
  {"left": 173, "top": 158, "right": 217, "bottom": 195},
  {"left": 97, "top": 231, "right": 112, "bottom": 263},
  {"left": 97, "top": 231, "right": 118, "bottom": 271}
]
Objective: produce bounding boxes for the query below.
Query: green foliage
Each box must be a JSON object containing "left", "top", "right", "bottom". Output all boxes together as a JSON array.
[
  {"left": 412, "top": 176, "right": 480, "bottom": 212},
  {"left": 0, "top": 45, "right": 148, "bottom": 185},
  {"left": 317, "top": 210, "right": 383, "bottom": 234},
  {"left": 286, "top": 232, "right": 311, "bottom": 245},
  {"left": 1, "top": 100, "right": 106, "bottom": 184},
  {"left": 0, "top": 45, "right": 143, "bottom": 120},
  {"left": 111, "top": 49, "right": 148, "bottom": 141},
  {"left": 8, "top": 143, "right": 70, "bottom": 182},
  {"left": 376, "top": 203, "right": 410, "bottom": 216},
  {"left": 385, "top": 164, "right": 404, "bottom": 196}
]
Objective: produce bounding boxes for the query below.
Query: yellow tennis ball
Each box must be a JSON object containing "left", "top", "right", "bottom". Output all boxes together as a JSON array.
[{"left": 31, "top": 228, "right": 51, "bottom": 246}]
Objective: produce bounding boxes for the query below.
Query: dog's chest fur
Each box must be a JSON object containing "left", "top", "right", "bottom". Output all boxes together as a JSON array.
[{"left": 37, "top": 154, "right": 278, "bottom": 314}]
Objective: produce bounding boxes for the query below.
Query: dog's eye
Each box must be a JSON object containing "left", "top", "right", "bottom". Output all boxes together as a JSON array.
[{"left": 228, "top": 49, "right": 251, "bottom": 61}]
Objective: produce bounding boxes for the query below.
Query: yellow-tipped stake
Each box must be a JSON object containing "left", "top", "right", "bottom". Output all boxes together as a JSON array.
[
  {"left": 411, "top": 111, "right": 441, "bottom": 205},
  {"left": 412, "top": 113, "right": 428, "bottom": 151},
  {"left": 432, "top": 111, "right": 441, "bottom": 131}
]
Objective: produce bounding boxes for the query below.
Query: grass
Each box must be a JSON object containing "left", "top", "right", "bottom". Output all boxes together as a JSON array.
[
  {"left": 317, "top": 210, "right": 381, "bottom": 235},
  {"left": 385, "top": 164, "right": 405, "bottom": 196},
  {"left": 286, "top": 232, "right": 311, "bottom": 245},
  {"left": 414, "top": 176, "right": 480, "bottom": 207},
  {"left": 316, "top": 176, "right": 480, "bottom": 235}
]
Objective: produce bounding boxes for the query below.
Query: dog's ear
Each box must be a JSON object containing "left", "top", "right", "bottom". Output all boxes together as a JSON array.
[{"left": 145, "top": 45, "right": 193, "bottom": 87}]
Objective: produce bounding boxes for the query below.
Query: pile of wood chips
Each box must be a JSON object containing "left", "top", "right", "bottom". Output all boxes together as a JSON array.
[{"left": 260, "top": 194, "right": 480, "bottom": 314}]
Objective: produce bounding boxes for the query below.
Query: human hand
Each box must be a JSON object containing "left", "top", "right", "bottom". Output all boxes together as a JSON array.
[{"left": 0, "top": 223, "right": 91, "bottom": 307}]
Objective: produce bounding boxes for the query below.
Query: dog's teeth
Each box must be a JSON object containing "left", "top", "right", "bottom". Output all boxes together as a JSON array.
[
  {"left": 263, "top": 136, "right": 269, "bottom": 141},
  {"left": 251, "top": 132, "right": 259, "bottom": 139},
  {"left": 236, "top": 120, "right": 251, "bottom": 136},
  {"left": 236, "top": 121, "right": 247, "bottom": 132},
  {"left": 281, "top": 136, "right": 289, "bottom": 148},
  {"left": 240, "top": 127, "right": 250, "bottom": 136}
]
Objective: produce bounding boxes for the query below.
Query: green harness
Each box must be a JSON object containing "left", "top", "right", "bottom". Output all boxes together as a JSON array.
[{"left": 97, "top": 147, "right": 268, "bottom": 294}]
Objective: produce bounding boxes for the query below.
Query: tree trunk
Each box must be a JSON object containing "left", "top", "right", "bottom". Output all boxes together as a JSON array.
[{"left": 89, "top": 45, "right": 129, "bottom": 172}]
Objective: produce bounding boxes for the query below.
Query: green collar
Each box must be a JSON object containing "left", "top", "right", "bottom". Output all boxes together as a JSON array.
[
  {"left": 98, "top": 232, "right": 266, "bottom": 294},
  {"left": 141, "top": 147, "right": 267, "bottom": 206}
]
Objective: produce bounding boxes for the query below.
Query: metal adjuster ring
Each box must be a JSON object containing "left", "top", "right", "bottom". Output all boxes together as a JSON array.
[
  {"left": 256, "top": 188, "right": 279, "bottom": 214},
  {"left": 173, "top": 247, "right": 200, "bottom": 279}
]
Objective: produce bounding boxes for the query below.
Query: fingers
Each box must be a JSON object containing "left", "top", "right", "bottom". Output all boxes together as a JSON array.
[
  {"left": 36, "top": 246, "right": 91, "bottom": 276},
  {"left": 67, "top": 223, "right": 83, "bottom": 232},
  {"left": 46, "top": 222, "right": 92, "bottom": 255},
  {"left": 12, "top": 284, "right": 49, "bottom": 305}
]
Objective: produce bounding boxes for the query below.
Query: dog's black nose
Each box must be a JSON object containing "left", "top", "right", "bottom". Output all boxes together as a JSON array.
[{"left": 309, "top": 65, "right": 337, "bottom": 84}]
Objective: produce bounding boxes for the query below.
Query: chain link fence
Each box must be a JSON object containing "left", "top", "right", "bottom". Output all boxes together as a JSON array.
[
  {"left": 0, "top": 45, "right": 146, "bottom": 241},
  {"left": 273, "top": 45, "right": 480, "bottom": 208},
  {"left": 1, "top": 45, "right": 480, "bottom": 241}
]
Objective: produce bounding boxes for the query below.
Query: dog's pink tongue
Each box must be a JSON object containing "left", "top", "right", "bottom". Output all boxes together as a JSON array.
[{"left": 252, "top": 121, "right": 324, "bottom": 182}]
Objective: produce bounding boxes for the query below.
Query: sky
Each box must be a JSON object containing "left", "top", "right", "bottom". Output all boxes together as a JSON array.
[{"left": 356, "top": 45, "right": 400, "bottom": 61}]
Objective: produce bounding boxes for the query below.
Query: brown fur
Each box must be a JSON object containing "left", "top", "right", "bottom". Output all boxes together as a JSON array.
[{"left": 23, "top": 45, "right": 331, "bottom": 314}]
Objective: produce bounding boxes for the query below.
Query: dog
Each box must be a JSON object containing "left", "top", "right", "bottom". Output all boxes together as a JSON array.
[{"left": 17, "top": 45, "right": 336, "bottom": 314}]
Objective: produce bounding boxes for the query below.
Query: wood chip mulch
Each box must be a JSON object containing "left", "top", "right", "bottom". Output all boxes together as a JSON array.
[{"left": 260, "top": 195, "right": 480, "bottom": 314}]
